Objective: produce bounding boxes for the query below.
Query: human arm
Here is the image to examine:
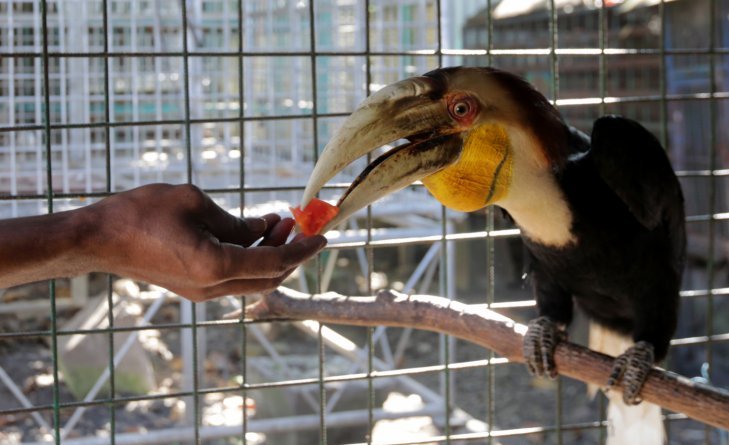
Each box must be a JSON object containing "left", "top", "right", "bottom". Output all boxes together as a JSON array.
[{"left": 0, "top": 183, "right": 327, "bottom": 301}]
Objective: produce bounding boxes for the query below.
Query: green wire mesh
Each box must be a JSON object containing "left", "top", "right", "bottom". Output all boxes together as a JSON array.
[{"left": 0, "top": 1, "right": 728, "bottom": 445}]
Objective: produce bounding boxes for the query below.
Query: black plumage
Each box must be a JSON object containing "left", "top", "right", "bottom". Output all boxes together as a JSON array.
[{"left": 523, "top": 115, "right": 686, "bottom": 365}]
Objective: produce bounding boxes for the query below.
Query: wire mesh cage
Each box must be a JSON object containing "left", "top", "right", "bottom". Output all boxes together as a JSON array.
[{"left": 1, "top": 0, "right": 728, "bottom": 444}]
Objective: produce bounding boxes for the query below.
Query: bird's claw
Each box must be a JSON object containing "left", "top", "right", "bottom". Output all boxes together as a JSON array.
[
  {"left": 606, "top": 341, "right": 654, "bottom": 405},
  {"left": 523, "top": 316, "right": 567, "bottom": 379}
]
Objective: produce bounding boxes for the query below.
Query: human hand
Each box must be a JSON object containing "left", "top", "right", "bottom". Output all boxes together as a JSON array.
[{"left": 86, "top": 184, "right": 326, "bottom": 301}]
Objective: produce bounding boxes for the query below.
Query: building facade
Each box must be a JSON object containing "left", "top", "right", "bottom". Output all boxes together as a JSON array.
[{"left": 0, "top": 0, "right": 487, "bottom": 218}]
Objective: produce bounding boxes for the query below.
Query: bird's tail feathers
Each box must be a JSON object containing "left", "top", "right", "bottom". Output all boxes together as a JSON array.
[
  {"left": 588, "top": 322, "right": 666, "bottom": 445},
  {"left": 587, "top": 322, "right": 634, "bottom": 397}
]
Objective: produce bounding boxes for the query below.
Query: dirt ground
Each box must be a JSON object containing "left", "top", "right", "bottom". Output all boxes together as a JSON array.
[{"left": 0, "top": 273, "right": 726, "bottom": 444}]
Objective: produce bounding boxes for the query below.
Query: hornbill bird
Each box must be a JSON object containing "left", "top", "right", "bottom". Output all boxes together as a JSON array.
[{"left": 301, "top": 67, "right": 685, "bottom": 444}]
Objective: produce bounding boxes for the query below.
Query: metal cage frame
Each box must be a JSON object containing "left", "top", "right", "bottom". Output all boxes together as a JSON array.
[{"left": 1, "top": 0, "right": 729, "bottom": 444}]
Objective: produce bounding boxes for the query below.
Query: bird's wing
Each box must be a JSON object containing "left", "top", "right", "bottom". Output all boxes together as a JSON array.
[{"left": 590, "top": 115, "right": 684, "bottom": 231}]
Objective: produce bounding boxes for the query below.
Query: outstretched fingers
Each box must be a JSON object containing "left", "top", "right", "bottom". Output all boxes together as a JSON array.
[
  {"left": 259, "top": 217, "right": 296, "bottom": 247},
  {"left": 199, "top": 194, "right": 280, "bottom": 247},
  {"left": 173, "top": 268, "right": 298, "bottom": 302},
  {"left": 172, "top": 233, "right": 325, "bottom": 301},
  {"left": 221, "top": 235, "right": 327, "bottom": 280}
]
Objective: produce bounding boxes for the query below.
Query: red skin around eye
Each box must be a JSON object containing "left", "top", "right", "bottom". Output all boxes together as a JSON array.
[
  {"left": 290, "top": 198, "right": 340, "bottom": 235},
  {"left": 445, "top": 93, "right": 479, "bottom": 127}
]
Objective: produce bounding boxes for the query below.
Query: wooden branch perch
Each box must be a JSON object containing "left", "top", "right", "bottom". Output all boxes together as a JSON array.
[{"left": 231, "top": 286, "right": 729, "bottom": 431}]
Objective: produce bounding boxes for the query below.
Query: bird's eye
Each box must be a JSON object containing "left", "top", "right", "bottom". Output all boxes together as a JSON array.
[
  {"left": 447, "top": 95, "right": 477, "bottom": 122},
  {"left": 453, "top": 102, "right": 470, "bottom": 116}
]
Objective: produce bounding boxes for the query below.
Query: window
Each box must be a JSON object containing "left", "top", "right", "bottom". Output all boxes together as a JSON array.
[{"left": 113, "top": 27, "right": 128, "bottom": 47}]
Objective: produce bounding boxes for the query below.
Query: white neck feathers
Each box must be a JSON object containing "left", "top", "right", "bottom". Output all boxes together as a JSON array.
[{"left": 498, "top": 128, "right": 577, "bottom": 248}]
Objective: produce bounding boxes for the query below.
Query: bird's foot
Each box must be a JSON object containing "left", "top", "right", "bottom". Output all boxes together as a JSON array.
[
  {"left": 523, "top": 316, "right": 567, "bottom": 379},
  {"left": 606, "top": 341, "right": 654, "bottom": 405}
]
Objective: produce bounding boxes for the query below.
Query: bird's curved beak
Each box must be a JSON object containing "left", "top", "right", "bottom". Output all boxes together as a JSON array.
[{"left": 301, "top": 76, "right": 462, "bottom": 233}]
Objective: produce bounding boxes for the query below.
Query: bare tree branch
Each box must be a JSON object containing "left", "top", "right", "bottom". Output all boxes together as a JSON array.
[{"left": 229, "top": 286, "right": 729, "bottom": 431}]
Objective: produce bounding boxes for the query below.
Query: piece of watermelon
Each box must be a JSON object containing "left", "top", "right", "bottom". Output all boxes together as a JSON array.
[{"left": 290, "top": 198, "right": 340, "bottom": 235}]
